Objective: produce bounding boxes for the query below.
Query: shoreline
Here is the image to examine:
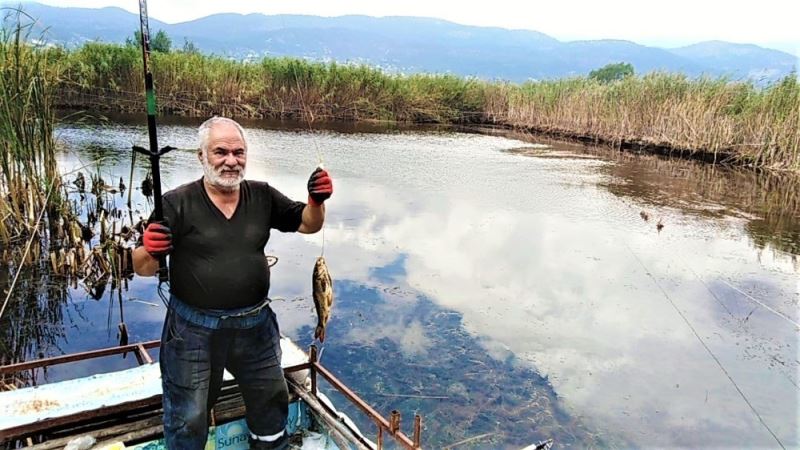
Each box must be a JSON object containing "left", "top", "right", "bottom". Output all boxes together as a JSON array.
[{"left": 55, "top": 103, "right": 760, "bottom": 172}]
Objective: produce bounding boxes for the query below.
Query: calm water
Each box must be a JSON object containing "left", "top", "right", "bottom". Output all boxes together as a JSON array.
[{"left": 1, "top": 116, "right": 798, "bottom": 449}]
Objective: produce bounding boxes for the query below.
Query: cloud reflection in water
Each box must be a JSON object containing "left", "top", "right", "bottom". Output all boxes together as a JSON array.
[
  {"left": 268, "top": 136, "right": 798, "bottom": 448},
  {"left": 42, "top": 121, "right": 799, "bottom": 448}
]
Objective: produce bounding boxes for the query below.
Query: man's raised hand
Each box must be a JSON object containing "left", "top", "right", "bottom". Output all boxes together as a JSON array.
[{"left": 307, "top": 167, "right": 333, "bottom": 206}]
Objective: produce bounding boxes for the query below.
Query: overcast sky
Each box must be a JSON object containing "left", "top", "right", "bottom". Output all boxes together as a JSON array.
[{"left": 22, "top": 0, "right": 800, "bottom": 54}]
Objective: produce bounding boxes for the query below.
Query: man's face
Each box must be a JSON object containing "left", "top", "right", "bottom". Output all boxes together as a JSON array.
[{"left": 201, "top": 122, "right": 246, "bottom": 190}]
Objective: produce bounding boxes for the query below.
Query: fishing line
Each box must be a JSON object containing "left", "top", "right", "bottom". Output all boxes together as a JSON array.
[
  {"left": 625, "top": 196, "right": 800, "bottom": 391},
  {"left": 663, "top": 241, "right": 797, "bottom": 330},
  {"left": 289, "top": 57, "right": 327, "bottom": 259},
  {"left": 672, "top": 251, "right": 800, "bottom": 389},
  {"left": 282, "top": 20, "right": 331, "bottom": 352},
  {"left": 624, "top": 242, "right": 785, "bottom": 449},
  {"left": 292, "top": 72, "right": 329, "bottom": 351},
  {"left": 717, "top": 278, "right": 799, "bottom": 329},
  {"left": 320, "top": 226, "right": 325, "bottom": 258},
  {"left": 291, "top": 68, "right": 324, "bottom": 167},
  {"left": 621, "top": 201, "right": 798, "bottom": 331},
  {"left": 657, "top": 229, "right": 796, "bottom": 334}
]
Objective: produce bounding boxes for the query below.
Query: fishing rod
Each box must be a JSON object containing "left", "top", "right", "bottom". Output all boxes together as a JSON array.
[{"left": 133, "top": 0, "right": 174, "bottom": 283}]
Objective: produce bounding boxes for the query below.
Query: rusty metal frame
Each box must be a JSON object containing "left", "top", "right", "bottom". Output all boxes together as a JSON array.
[
  {"left": 2, "top": 340, "right": 424, "bottom": 449},
  {"left": 0, "top": 340, "right": 160, "bottom": 375},
  {"left": 284, "top": 344, "right": 423, "bottom": 449}
]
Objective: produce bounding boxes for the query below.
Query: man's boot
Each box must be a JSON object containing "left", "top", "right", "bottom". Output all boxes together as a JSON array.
[{"left": 248, "top": 433, "right": 288, "bottom": 450}]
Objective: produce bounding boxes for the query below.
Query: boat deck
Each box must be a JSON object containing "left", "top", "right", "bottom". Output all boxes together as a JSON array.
[{"left": 0, "top": 339, "right": 421, "bottom": 450}]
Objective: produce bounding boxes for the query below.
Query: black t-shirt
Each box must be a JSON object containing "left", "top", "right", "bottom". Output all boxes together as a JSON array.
[{"left": 150, "top": 178, "right": 305, "bottom": 309}]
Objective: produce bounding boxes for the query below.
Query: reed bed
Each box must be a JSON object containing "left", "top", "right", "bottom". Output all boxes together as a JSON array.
[
  {"left": 0, "top": 18, "right": 140, "bottom": 376},
  {"left": 502, "top": 74, "right": 800, "bottom": 170},
  {"left": 0, "top": 13, "right": 66, "bottom": 382},
  {"left": 58, "top": 45, "right": 491, "bottom": 123},
  {"left": 0, "top": 13, "right": 61, "bottom": 249},
  {"left": 54, "top": 42, "right": 799, "bottom": 171}
]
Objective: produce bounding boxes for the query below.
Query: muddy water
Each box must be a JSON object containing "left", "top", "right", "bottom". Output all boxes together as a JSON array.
[{"left": 1, "top": 117, "right": 797, "bottom": 448}]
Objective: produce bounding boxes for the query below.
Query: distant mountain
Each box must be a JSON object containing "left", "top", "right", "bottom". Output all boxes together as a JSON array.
[
  {"left": 6, "top": 2, "right": 797, "bottom": 83},
  {"left": 669, "top": 41, "right": 797, "bottom": 82},
  {"left": 562, "top": 40, "right": 708, "bottom": 76},
  {"left": 3, "top": 3, "right": 169, "bottom": 44}
]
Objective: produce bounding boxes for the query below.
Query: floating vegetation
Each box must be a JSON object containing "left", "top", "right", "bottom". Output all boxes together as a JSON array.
[
  {"left": 38, "top": 166, "right": 141, "bottom": 290},
  {"left": 2, "top": 164, "right": 145, "bottom": 388}
]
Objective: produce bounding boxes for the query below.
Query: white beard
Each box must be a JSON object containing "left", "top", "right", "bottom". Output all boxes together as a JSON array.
[{"left": 202, "top": 155, "right": 245, "bottom": 191}]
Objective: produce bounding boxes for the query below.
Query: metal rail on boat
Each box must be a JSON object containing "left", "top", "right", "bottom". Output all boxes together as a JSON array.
[
  {"left": 286, "top": 345, "right": 422, "bottom": 450},
  {"left": 0, "top": 340, "right": 423, "bottom": 449}
]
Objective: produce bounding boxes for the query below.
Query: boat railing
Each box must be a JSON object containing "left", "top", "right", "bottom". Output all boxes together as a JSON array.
[
  {"left": 285, "top": 345, "right": 422, "bottom": 450},
  {"left": 0, "top": 340, "right": 423, "bottom": 450}
]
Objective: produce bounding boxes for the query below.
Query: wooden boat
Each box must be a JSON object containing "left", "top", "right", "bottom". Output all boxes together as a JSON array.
[{"left": 0, "top": 338, "right": 422, "bottom": 449}]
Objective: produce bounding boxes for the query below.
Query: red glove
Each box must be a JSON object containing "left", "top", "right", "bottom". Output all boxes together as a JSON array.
[
  {"left": 307, "top": 167, "right": 333, "bottom": 206},
  {"left": 143, "top": 222, "right": 172, "bottom": 256}
]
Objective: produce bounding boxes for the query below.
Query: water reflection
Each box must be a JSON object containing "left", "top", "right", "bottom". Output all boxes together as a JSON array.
[
  {"left": 0, "top": 266, "right": 67, "bottom": 387},
  {"left": 598, "top": 149, "right": 800, "bottom": 258},
  {"left": 2, "top": 118, "right": 797, "bottom": 448},
  {"left": 323, "top": 183, "right": 796, "bottom": 448},
  {"left": 296, "top": 283, "right": 611, "bottom": 448}
]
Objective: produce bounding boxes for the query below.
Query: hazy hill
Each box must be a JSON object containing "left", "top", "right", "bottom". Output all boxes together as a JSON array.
[
  {"left": 7, "top": 2, "right": 796, "bottom": 83},
  {"left": 669, "top": 41, "right": 797, "bottom": 81}
]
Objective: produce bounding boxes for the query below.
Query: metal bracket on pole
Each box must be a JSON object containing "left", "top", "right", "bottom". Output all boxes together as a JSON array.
[{"left": 133, "top": 145, "right": 175, "bottom": 283}]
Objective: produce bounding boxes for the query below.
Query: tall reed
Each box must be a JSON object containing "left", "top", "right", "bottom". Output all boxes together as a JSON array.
[
  {"left": 0, "top": 11, "right": 71, "bottom": 381},
  {"left": 502, "top": 73, "right": 799, "bottom": 170},
  {"left": 54, "top": 41, "right": 800, "bottom": 171},
  {"left": 0, "top": 11, "right": 62, "bottom": 248}
]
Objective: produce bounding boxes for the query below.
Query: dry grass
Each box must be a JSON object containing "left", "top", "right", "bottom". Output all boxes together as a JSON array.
[
  {"left": 0, "top": 11, "right": 62, "bottom": 246},
  {"left": 500, "top": 74, "right": 799, "bottom": 170},
  {"left": 3, "top": 38, "right": 795, "bottom": 173}
]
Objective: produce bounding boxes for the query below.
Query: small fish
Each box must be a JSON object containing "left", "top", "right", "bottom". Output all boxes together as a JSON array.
[
  {"left": 656, "top": 219, "right": 664, "bottom": 233},
  {"left": 640, "top": 211, "right": 649, "bottom": 221},
  {"left": 312, "top": 256, "right": 334, "bottom": 342}
]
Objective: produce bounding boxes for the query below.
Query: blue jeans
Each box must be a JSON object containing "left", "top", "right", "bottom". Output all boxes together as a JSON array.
[{"left": 160, "top": 296, "right": 288, "bottom": 450}]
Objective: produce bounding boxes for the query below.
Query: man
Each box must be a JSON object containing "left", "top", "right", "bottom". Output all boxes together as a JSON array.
[{"left": 133, "top": 116, "right": 333, "bottom": 450}]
